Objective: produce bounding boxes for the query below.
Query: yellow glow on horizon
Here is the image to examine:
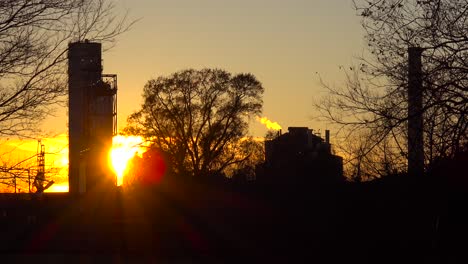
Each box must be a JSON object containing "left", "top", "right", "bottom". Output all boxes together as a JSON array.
[
  {"left": 1, "top": 134, "right": 154, "bottom": 192},
  {"left": 60, "top": 156, "right": 69, "bottom": 167},
  {"left": 0, "top": 134, "right": 69, "bottom": 193},
  {"left": 45, "top": 183, "right": 69, "bottom": 193},
  {"left": 109, "top": 135, "right": 145, "bottom": 186}
]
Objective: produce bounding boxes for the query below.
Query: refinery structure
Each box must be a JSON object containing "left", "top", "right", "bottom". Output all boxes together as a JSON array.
[
  {"left": 258, "top": 127, "right": 344, "bottom": 186},
  {"left": 0, "top": 40, "right": 118, "bottom": 195},
  {"left": 0, "top": 41, "right": 122, "bottom": 251},
  {"left": 68, "top": 40, "right": 117, "bottom": 194},
  {"left": 0, "top": 41, "right": 347, "bottom": 194}
]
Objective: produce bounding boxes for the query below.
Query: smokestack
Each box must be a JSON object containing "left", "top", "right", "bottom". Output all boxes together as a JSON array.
[
  {"left": 325, "top": 130, "right": 330, "bottom": 144},
  {"left": 407, "top": 47, "right": 424, "bottom": 177}
]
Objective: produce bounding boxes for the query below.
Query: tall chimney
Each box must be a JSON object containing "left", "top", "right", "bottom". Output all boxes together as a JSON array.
[
  {"left": 325, "top": 130, "right": 330, "bottom": 144},
  {"left": 407, "top": 47, "right": 424, "bottom": 177}
]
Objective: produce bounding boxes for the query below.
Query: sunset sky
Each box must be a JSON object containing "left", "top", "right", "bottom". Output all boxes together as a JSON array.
[
  {"left": 42, "top": 0, "right": 365, "bottom": 138},
  {"left": 0, "top": 0, "right": 368, "bottom": 192}
]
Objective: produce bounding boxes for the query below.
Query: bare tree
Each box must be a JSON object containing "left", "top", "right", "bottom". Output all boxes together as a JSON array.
[
  {"left": 0, "top": 0, "right": 132, "bottom": 137},
  {"left": 316, "top": 0, "right": 467, "bottom": 178},
  {"left": 0, "top": 0, "right": 132, "bottom": 191},
  {"left": 126, "top": 69, "right": 264, "bottom": 178}
]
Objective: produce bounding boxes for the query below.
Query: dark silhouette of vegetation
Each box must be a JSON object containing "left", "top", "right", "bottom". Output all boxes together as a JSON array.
[
  {"left": 2, "top": 153, "right": 468, "bottom": 262},
  {"left": 316, "top": 0, "right": 467, "bottom": 179},
  {"left": 1, "top": 1, "right": 468, "bottom": 262},
  {"left": 125, "top": 68, "right": 264, "bottom": 178}
]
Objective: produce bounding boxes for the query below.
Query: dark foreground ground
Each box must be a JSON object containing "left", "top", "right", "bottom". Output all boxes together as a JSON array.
[{"left": 1, "top": 174, "right": 468, "bottom": 263}]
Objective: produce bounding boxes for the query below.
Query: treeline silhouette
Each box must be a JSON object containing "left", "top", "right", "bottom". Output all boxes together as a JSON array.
[{"left": 0, "top": 149, "right": 467, "bottom": 262}]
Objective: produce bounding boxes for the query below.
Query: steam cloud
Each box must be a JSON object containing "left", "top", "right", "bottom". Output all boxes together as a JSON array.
[{"left": 257, "top": 116, "right": 282, "bottom": 131}]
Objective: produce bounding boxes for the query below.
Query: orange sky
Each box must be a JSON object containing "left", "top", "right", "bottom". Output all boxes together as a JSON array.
[
  {"left": 3, "top": 1, "right": 366, "bottom": 192},
  {"left": 42, "top": 0, "right": 365, "bottom": 138},
  {"left": 0, "top": 134, "right": 149, "bottom": 192},
  {"left": 0, "top": 135, "right": 69, "bottom": 192}
]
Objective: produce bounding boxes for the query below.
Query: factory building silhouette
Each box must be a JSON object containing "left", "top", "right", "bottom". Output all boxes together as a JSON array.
[
  {"left": 258, "top": 127, "right": 344, "bottom": 186},
  {"left": 2, "top": 41, "right": 467, "bottom": 261}
]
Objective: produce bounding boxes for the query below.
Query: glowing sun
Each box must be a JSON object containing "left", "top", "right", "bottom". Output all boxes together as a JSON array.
[{"left": 110, "top": 135, "right": 145, "bottom": 186}]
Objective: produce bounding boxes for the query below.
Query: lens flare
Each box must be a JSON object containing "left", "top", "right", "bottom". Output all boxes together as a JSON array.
[{"left": 110, "top": 135, "right": 145, "bottom": 186}]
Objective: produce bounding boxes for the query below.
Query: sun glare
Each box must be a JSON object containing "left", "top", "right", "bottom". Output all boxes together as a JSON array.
[
  {"left": 110, "top": 135, "right": 145, "bottom": 186},
  {"left": 45, "top": 183, "right": 69, "bottom": 193}
]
